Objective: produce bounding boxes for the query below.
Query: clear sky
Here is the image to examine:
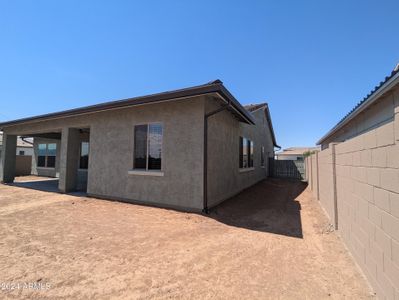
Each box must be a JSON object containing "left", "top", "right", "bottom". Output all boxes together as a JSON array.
[{"left": 1, "top": 1, "right": 398, "bottom": 148}]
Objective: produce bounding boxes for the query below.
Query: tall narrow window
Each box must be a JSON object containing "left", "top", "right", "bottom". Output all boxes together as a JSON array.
[
  {"left": 239, "top": 137, "right": 243, "bottom": 168},
  {"left": 37, "top": 143, "right": 57, "bottom": 168},
  {"left": 134, "top": 123, "right": 163, "bottom": 170},
  {"left": 261, "top": 146, "right": 265, "bottom": 167},
  {"left": 37, "top": 144, "right": 47, "bottom": 167},
  {"left": 239, "top": 136, "right": 253, "bottom": 169},
  {"left": 243, "top": 137, "right": 248, "bottom": 168},
  {"left": 148, "top": 124, "right": 163, "bottom": 170},
  {"left": 249, "top": 141, "right": 254, "bottom": 167},
  {"left": 80, "top": 142, "right": 90, "bottom": 169},
  {"left": 47, "top": 143, "right": 57, "bottom": 168},
  {"left": 134, "top": 125, "right": 148, "bottom": 169}
]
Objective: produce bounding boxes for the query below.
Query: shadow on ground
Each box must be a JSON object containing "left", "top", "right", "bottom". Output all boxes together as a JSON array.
[
  {"left": 8, "top": 176, "right": 306, "bottom": 238},
  {"left": 210, "top": 178, "right": 307, "bottom": 238},
  {"left": 10, "top": 179, "right": 60, "bottom": 193}
]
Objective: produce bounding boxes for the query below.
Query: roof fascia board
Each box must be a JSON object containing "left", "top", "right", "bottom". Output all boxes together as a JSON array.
[
  {"left": 213, "top": 92, "right": 255, "bottom": 125},
  {"left": 0, "top": 82, "right": 255, "bottom": 129},
  {"left": 0, "top": 94, "right": 211, "bottom": 130}
]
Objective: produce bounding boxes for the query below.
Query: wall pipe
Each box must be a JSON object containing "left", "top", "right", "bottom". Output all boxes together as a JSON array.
[{"left": 203, "top": 101, "right": 231, "bottom": 213}]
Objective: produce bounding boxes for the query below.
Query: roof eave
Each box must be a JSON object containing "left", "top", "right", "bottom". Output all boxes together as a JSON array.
[{"left": 0, "top": 81, "right": 255, "bottom": 130}]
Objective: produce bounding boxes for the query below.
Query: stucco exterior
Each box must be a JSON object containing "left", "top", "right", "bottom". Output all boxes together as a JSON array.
[
  {"left": 206, "top": 98, "right": 275, "bottom": 207},
  {"left": 0, "top": 91, "right": 277, "bottom": 212}
]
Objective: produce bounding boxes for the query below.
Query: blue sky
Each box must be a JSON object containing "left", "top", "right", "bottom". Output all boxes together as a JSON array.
[{"left": 1, "top": 1, "right": 398, "bottom": 148}]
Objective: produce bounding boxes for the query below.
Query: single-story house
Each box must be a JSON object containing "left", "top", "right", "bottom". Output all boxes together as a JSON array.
[
  {"left": 0, "top": 80, "right": 279, "bottom": 212},
  {"left": 275, "top": 146, "right": 320, "bottom": 161},
  {"left": 0, "top": 132, "right": 33, "bottom": 156}
]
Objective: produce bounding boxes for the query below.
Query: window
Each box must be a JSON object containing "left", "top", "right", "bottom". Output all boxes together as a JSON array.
[
  {"left": 239, "top": 136, "right": 253, "bottom": 168},
  {"left": 19, "top": 150, "right": 25, "bottom": 156},
  {"left": 134, "top": 123, "right": 163, "bottom": 170},
  {"left": 261, "top": 146, "right": 265, "bottom": 167},
  {"left": 37, "top": 143, "right": 57, "bottom": 168},
  {"left": 80, "top": 142, "right": 90, "bottom": 169}
]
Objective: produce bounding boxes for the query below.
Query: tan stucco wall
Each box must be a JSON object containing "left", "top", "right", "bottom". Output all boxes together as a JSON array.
[
  {"left": 308, "top": 84, "right": 399, "bottom": 299},
  {"left": 206, "top": 98, "right": 275, "bottom": 208},
  {"left": 2, "top": 95, "right": 277, "bottom": 211},
  {"left": 3, "top": 97, "right": 206, "bottom": 211}
]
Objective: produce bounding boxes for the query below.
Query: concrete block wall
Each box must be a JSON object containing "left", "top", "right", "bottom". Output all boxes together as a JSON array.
[
  {"left": 311, "top": 154, "right": 318, "bottom": 195},
  {"left": 306, "top": 120, "right": 399, "bottom": 299},
  {"left": 317, "top": 147, "right": 336, "bottom": 227}
]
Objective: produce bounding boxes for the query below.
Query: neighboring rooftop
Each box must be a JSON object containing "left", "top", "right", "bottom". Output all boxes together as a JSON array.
[
  {"left": 276, "top": 147, "right": 320, "bottom": 156},
  {"left": 318, "top": 63, "right": 399, "bottom": 144},
  {"left": 244, "top": 103, "right": 280, "bottom": 148},
  {"left": 244, "top": 103, "right": 268, "bottom": 112},
  {"left": 0, "top": 132, "right": 33, "bottom": 148}
]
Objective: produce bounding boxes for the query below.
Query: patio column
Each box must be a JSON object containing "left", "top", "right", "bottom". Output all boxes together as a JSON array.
[
  {"left": 58, "top": 128, "right": 80, "bottom": 193},
  {"left": 0, "top": 134, "right": 17, "bottom": 183}
]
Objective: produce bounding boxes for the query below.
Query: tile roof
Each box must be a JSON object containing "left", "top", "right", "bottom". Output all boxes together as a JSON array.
[{"left": 276, "top": 147, "right": 320, "bottom": 156}]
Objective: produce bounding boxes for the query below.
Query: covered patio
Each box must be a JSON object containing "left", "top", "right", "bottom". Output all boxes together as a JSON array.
[{"left": 0, "top": 128, "right": 90, "bottom": 193}]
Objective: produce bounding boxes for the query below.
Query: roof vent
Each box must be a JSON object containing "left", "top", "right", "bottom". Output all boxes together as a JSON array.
[{"left": 394, "top": 63, "right": 399, "bottom": 72}]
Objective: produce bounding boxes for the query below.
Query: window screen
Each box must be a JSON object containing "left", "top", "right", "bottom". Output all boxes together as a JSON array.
[
  {"left": 239, "top": 137, "right": 243, "bottom": 168},
  {"left": 249, "top": 141, "right": 254, "bottom": 168},
  {"left": 134, "top": 125, "right": 148, "bottom": 169},
  {"left": 134, "top": 123, "right": 163, "bottom": 171},
  {"left": 37, "top": 144, "right": 47, "bottom": 167},
  {"left": 148, "top": 124, "right": 163, "bottom": 170},
  {"left": 239, "top": 136, "right": 253, "bottom": 169},
  {"left": 242, "top": 138, "right": 248, "bottom": 168},
  {"left": 47, "top": 143, "right": 57, "bottom": 167}
]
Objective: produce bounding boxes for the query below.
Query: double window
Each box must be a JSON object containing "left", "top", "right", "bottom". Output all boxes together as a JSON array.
[
  {"left": 134, "top": 123, "right": 163, "bottom": 170},
  {"left": 37, "top": 143, "right": 57, "bottom": 168},
  {"left": 239, "top": 137, "right": 253, "bottom": 168}
]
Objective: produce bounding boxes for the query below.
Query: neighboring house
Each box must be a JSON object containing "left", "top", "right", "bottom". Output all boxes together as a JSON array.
[
  {"left": 308, "top": 64, "right": 399, "bottom": 299},
  {"left": 275, "top": 147, "right": 320, "bottom": 161},
  {"left": 0, "top": 80, "right": 279, "bottom": 212},
  {"left": 0, "top": 132, "right": 33, "bottom": 156}
]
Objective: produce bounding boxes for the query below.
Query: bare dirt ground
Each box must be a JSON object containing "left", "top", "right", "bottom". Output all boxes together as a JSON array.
[{"left": 0, "top": 177, "right": 374, "bottom": 299}]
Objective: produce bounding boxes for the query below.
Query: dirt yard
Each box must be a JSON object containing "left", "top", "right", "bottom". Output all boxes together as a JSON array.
[{"left": 0, "top": 177, "right": 374, "bottom": 299}]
